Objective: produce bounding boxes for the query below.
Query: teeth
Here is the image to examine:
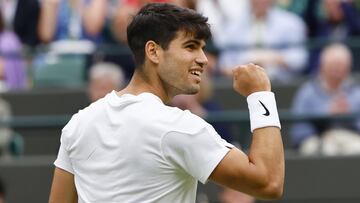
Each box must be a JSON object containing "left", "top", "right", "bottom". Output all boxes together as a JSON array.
[{"left": 191, "top": 71, "right": 201, "bottom": 76}]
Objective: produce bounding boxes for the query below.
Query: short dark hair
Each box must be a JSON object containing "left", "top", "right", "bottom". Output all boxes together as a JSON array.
[{"left": 127, "top": 3, "right": 211, "bottom": 67}]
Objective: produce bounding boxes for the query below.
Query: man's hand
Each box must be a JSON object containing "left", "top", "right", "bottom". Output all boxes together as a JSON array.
[
  {"left": 232, "top": 63, "right": 271, "bottom": 97},
  {"left": 210, "top": 63, "right": 284, "bottom": 200},
  {"left": 329, "top": 93, "right": 350, "bottom": 114}
]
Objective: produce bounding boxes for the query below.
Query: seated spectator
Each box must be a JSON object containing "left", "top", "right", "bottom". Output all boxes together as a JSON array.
[
  {"left": 36, "top": 0, "right": 108, "bottom": 86},
  {"left": 303, "top": 0, "right": 360, "bottom": 73},
  {"left": 291, "top": 43, "right": 360, "bottom": 156},
  {"left": 307, "top": 0, "right": 360, "bottom": 41},
  {"left": 38, "top": 0, "right": 107, "bottom": 44},
  {"left": 197, "top": 0, "right": 248, "bottom": 50},
  {"left": 217, "top": 0, "right": 307, "bottom": 83},
  {"left": 0, "top": 0, "right": 40, "bottom": 47},
  {"left": 88, "top": 62, "right": 126, "bottom": 102},
  {"left": 197, "top": 0, "right": 247, "bottom": 76},
  {"left": 0, "top": 10, "right": 27, "bottom": 91}
]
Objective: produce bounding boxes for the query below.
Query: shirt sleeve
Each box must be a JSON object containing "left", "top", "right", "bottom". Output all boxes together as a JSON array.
[
  {"left": 53, "top": 113, "right": 80, "bottom": 174},
  {"left": 54, "top": 141, "right": 74, "bottom": 174},
  {"left": 161, "top": 124, "right": 233, "bottom": 184}
]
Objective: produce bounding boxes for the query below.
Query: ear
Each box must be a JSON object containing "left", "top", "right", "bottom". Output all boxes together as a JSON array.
[{"left": 145, "top": 41, "right": 161, "bottom": 64}]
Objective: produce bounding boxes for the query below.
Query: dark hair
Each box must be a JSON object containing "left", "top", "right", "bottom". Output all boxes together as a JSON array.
[{"left": 127, "top": 3, "right": 211, "bottom": 67}]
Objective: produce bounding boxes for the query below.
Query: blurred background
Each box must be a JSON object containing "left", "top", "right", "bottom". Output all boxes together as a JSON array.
[{"left": 1, "top": 0, "right": 360, "bottom": 202}]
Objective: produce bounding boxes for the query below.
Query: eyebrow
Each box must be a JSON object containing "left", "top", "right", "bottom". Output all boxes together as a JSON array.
[{"left": 183, "top": 39, "right": 206, "bottom": 48}]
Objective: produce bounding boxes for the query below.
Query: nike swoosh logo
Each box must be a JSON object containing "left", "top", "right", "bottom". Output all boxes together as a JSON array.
[{"left": 259, "top": 100, "right": 270, "bottom": 116}]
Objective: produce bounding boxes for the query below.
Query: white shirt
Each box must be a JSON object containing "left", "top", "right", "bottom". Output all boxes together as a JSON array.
[
  {"left": 218, "top": 7, "right": 308, "bottom": 83},
  {"left": 55, "top": 91, "right": 233, "bottom": 203}
]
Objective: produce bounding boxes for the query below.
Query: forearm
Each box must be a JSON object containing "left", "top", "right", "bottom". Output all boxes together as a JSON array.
[
  {"left": 243, "top": 91, "right": 284, "bottom": 198},
  {"left": 38, "top": 0, "right": 59, "bottom": 43},
  {"left": 210, "top": 64, "right": 284, "bottom": 199},
  {"left": 247, "top": 127, "right": 284, "bottom": 197},
  {"left": 83, "top": 0, "right": 107, "bottom": 36}
]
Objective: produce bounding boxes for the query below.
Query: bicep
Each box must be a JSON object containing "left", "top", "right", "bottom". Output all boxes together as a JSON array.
[
  {"left": 209, "top": 148, "right": 267, "bottom": 196},
  {"left": 49, "top": 167, "right": 77, "bottom": 203}
]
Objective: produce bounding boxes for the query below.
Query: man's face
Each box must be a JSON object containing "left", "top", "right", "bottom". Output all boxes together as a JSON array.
[
  {"left": 323, "top": 0, "right": 344, "bottom": 22},
  {"left": 251, "top": 0, "right": 273, "bottom": 17},
  {"left": 157, "top": 31, "right": 208, "bottom": 96},
  {"left": 88, "top": 77, "right": 118, "bottom": 102},
  {"left": 321, "top": 51, "right": 351, "bottom": 88}
]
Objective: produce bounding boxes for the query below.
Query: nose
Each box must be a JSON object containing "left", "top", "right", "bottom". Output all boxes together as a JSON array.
[{"left": 195, "top": 49, "right": 208, "bottom": 68}]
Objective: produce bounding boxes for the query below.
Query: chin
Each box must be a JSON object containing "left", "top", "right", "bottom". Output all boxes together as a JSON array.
[{"left": 186, "top": 87, "right": 200, "bottom": 95}]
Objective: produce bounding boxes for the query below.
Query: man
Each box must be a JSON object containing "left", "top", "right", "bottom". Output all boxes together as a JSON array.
[
  {"left": 291, "top": 43, "right": 360, "bottom": 155},
  {"left": 0, "top": 0, "right": 40, "bottom": 47},
  {"left": 217, "top": 0, "right": 307, "bottom": 83},
  {"left": 87, "top": 62, "right": 126, "bottom": 102},
  {"left": 49, "top": 3, "right": 284, "bottom": 203}
]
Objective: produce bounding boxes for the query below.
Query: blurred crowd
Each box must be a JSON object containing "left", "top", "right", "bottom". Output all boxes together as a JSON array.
[
  {"left": 1, "top": 1, "right": 360, "bottom": 202},
  {"left": 1, "top": 0, "right": 360, "bottom": 155},
  {"left": 0, "top": 0, "right": 359, "bottom": 89}
]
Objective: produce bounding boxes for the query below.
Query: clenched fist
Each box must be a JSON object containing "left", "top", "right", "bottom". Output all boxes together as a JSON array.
[{"left": 232, "top": 63, "right": 271, "bottom": 97}]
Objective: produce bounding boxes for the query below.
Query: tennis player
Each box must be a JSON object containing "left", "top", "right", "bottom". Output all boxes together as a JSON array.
[{"left": 49, "top": 3, "right": 284, "bottom": 203}]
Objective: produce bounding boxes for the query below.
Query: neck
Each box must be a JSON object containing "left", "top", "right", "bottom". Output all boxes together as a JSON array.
[
  {"left": 320, "top": 77, "right": 342, "bottom": 93},
  {"left": 117, "top": 69, "right": 172, "bottom": 103}
]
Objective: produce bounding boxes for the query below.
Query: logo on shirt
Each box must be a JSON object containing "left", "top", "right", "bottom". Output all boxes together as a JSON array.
[{"left": 259, "top": 101, "right": 270, "bottom": 116}]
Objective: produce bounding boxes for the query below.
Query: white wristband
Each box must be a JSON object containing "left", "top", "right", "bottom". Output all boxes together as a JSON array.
[{"left": 247, "top": 91, "right": 281, "bottom": 132}]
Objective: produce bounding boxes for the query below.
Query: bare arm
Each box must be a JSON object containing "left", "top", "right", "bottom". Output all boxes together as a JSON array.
[
  {"left": 209, "top": 64, "right": 285, "bottom": 200},
  {"left": 82, "top": 0, "right": 107, "bottom": 36},
  {"left": 38, "top": 0, "right": 59, "bottom": 43},
  {"left": 49, "top": 167, "right": 78, "bottom": 203}
]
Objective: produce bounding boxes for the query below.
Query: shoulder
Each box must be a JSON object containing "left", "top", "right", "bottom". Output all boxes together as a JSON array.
[
  {"left": 62, "top": 98, "right": 106, "bottom": 136},
  {"left": 292, "top": 80, "right": 318, "bottom": 104},
  {"left": 298, "top": 79, "right": 319, "bottom": 94},
  {"left": 165, "top": 108, "right": 213, "bottom": 135}
]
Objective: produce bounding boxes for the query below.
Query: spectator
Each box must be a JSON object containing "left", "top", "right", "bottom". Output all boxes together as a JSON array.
[
  {"left": 306, "top": 0, "right": 360, "bottom": 40},
  {"left": 0, "top": 10, "right": 27, "bottom": 91},
  {"left": 197, "top": 0, "right": 248, "bottom": 50},
  {"left": 36, "top": 0, "right": 109, "bottom": 86},
  {"left": 0, "top": 0, "right": 40, "bottom": 47},
  {"left": 196, "top": 0, "right": 247, "bottom": 76},
  {"left": 291, "top": 43, "right": 360, "bottom": 156},
  {"left": 87, "top": 62, "right": 126, "bottom": 102},
  {"left": 217, "top": 0, "right": 307, "bottom": 83},
  {"left": 302, "top": 0, "right": 360, "bottom": 73},
  {"left": 38, "top": 0, "right": 107, "bottom": 44}
]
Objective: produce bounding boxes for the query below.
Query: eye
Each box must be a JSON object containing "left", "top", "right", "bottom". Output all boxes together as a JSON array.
[{"left": 185, "top": 44, "right": 196, "bottom": 50}]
